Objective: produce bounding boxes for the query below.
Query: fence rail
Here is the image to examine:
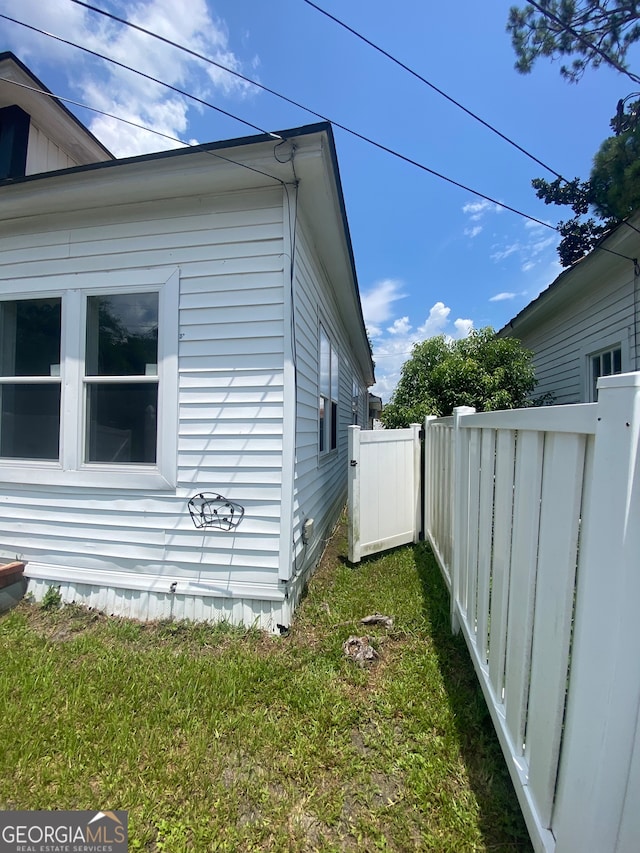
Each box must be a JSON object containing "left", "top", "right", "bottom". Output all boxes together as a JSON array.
[{"left": 424, "top": 373, "right": 640, "bottom": 853}]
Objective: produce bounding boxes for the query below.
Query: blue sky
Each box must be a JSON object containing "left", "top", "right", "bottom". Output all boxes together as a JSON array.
[{"left": 1, "top": 0, "right": 637, "bottom": 399}]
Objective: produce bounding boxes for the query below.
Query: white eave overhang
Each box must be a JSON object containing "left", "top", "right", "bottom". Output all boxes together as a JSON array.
[{"left": 0, "top": 122, "right": 375, "bottom": 385}]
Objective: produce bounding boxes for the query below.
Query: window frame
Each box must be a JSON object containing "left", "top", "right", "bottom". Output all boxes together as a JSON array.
[
  {"left": 582, "top": 333, "right": 630, "bottom": 402},
  {"left": 0, "top": 268, "right": 179, "bottom": 489}
]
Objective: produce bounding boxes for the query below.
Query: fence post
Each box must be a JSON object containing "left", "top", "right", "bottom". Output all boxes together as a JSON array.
[
  {"left": 410, "top": 423, "right": 421, "bottom": 544},
  {"left": 553, "top": 373, "right": 640, "bottom": 851},
  {"left": 451, "top": 406, "right": 475, "bottom": 634},
  {"left": 348, "top": 425, "right": 361, "bottom": 564}
]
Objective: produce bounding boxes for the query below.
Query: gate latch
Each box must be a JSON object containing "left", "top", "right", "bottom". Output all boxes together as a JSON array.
[{"left": 350, "top": 459, "right": 357, "bottom": 467}]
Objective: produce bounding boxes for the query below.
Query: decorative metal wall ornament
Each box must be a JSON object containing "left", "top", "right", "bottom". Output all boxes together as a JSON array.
[{"left": 188, "top": 493, "right": 245, "bottom": 531}]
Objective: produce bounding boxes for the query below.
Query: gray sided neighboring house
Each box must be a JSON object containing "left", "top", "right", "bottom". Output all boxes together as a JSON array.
[{"left": 498, "top": 213, "right": 640, "bottom": 404}]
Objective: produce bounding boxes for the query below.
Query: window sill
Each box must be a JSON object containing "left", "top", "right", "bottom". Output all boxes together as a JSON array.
[
  {"left": 0, "top": 462, "right": 175, "bottom": 491},
  {"left": 318, "top": 448, "right": 339, "bottom": 467}
]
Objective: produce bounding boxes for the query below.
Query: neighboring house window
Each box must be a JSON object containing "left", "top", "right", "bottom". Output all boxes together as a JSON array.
[
  {"left": 591, "top": 345, "right": 622, "bottom": 401},
  {"left": 0, "top": 269, "right": 178, "bottom": 488},
  {"left": 319, "top": 326, "right": 339, "bottom": 453}
]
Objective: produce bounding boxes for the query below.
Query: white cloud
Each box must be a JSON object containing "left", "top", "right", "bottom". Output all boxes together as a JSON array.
[
  {"left": 368, "top": 300, "right": 474, "bottom": 402},
  {"left": 417, "top": 301, "right": 450, "bottom": 337},
  {"left": 489, "top": 291, "right": 517, "bottom": 302},
  {"left": 387, "top": 316, "right": 411, "bottom": 336},
  {"left": 465, "top": 225, "right": 483, "bottom": 238},
  {"left": 491, "top": 242, "right": 520, "bottom": 262},
  {"left": 462, "top": 199, "right": 503, "bottom": 221},
  {"left": 490, "top": 226, "right": 559, "bottom": 273},
  {"left": 361, "top": 279, "right": 406, "bottom": 338},
  {"left": 0, "top": 0, "right": 258, "bottom": 156},
  {"left": 454, "top": 318, "right": 474, "bottom": 337}
]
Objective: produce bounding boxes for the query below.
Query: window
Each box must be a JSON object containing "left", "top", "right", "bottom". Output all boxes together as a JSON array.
[
  {"left": 591, "top": 345, "right": 622, "bottom": 401},
  {"left": 319, "top": 326, "right": 339, "bottom": 453},
  {"left": 85, "top": 293, "right": 159, "bottom": 464},
  {"left": 0, "top": 297, "right": 62, "bottom": 460},
  {"left": 0, "top": 105, "right": 30, "bottom": 180},
  {"left": 0, "top": 269, "right": 178, "bottom": 488}
]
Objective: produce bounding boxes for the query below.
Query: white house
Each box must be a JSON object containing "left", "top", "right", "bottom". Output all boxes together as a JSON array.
[
  {"left": 498, "top": 213, "right": 640, "bottom": 404},
  {"left": 0, "top": 53, "right": 374, "bottom": 630}
]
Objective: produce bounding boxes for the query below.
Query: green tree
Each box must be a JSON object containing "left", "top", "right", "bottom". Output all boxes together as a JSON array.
[
  {"left": 532, "top": 99, "right": 640, "bottom": 266},
  {"left": 507, "top": 1, "right": 640, "bottom": 83},
  {"left": 381, "top": 328, "right": 537, "bottom": 428}
]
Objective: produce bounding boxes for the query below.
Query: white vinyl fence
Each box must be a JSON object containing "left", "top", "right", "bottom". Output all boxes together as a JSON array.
[{"left": 424, "top": 372, "right": 640, "bottom": 853}]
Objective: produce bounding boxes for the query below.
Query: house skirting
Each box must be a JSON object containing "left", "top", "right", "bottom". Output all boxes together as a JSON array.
[{"left": 25, "top": 568, "right": 291, "bottom": 633}]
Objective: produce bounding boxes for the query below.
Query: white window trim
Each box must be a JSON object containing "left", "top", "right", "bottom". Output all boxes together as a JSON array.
[
  {"left": 580, "top": 330, "right": 631, "bottom": 402},
  {"left": 0, "top": 267, "right": 179, "bottom": 489}
]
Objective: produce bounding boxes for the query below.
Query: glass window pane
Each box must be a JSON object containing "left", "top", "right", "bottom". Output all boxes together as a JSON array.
[
  {"left": 613, "top": 348, "right": 622, "bottom": 373},
  {"left": 602, "top": 351, "right": 612, "bottom": 375},
  {"left": 0, "top": 384, "right": 60, "bottom": 459},
  {"left": 86, "top": 383, "right": 157, "bottom": 463},
  {"left": 0, "top": 298, "right": 61, "bottom": 376},
  {"left": 591, "top": 356, "right": 601, "bottom": 402},
  {"left": 86, "top": 293, "right": 158, "bottom": 376},
  {"left": 331, "top": 347, "right": 339, "bottom": 401},
  {"left": 331, "top": 401, "right": 338, "bottom": 450},
  {"left": 320, "top": 328, "right": 330, "bottom": 397}
]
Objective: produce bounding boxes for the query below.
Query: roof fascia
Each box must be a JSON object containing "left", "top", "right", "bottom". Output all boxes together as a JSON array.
[
  {"left": 0, "top": 52, "right": 113, "bottom": 162},
  {"left": 499, "top": 215, "right": 640, "bottom": 337}
]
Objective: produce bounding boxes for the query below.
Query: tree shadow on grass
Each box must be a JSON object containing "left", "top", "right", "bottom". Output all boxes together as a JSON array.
[{"left": 413, "top": 542, "right": 533, "bottom": 852}]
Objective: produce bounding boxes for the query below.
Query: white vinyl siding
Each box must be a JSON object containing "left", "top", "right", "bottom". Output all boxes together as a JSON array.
[
  {"left": 291, "top": 216, "right": 369, "bottom": 580},
  {"left": 25, "top": 122, "right": 80, "bottom": 174},
  {"left": 510, "top": 265, "right": 636, "bottom": 405},
  {"left": 0, "top": 186, "right": 287, "bottom": 605}
]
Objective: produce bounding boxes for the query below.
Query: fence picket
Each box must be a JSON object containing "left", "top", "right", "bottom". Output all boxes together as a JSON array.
[
  {"left": 464, "top": 428, "right": 481, "bottom": 630},
  {"left": 504, "top": 430, "right": 544, "bottom": 758},
  {"left": 525, "top": 432, "right": 585, "bottom": 827},
  {"left": 476, "top": 429, "right": 496, "bottom": 665},
  {"left": 488, "top": 429, "right": 515, "bottom": 702}
]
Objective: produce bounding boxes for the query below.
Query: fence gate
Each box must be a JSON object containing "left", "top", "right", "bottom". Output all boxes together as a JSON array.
[{"left": 347, "top": 424, "right": 421, "bottom": 563}]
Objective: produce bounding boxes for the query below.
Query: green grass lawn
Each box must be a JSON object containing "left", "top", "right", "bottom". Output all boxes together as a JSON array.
[{"left": 0, "top": 519, "right": 531, "bottom": 852}]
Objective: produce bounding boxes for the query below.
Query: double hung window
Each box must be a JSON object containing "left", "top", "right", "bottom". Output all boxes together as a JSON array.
[{"left": 0, "top": 269, "right": 178, "bottom": 488}]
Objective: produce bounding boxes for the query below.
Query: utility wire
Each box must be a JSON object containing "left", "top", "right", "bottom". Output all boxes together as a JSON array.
[
  {"left": 0, "top": 12, "right": 282, "bottom": 140},
  {"left": 302, "top": 0, "right": 567, "bottom": 182},
  {"left": 525, "top": 0, "right": 640, "bottom": 86},
  {"left": 62, "top": 0, "right": 640, "bottom": 259},
  {"left": 303, "top": 0, "right": 640, "bottom": 246},
  {"left": 2, "top": 11, "right": 637, "bottom": 263},
  {"left": 9, "top": 6, "right": 555, "bottom": 231},
  {"left": 0, "top": 76, "right": 288, "bottom": 187}
]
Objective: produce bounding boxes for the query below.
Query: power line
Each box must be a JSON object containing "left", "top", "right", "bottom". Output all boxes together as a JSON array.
[
  {"left": 303, "top": 0, "right": 640, "bottom": 247},
  {"left": 0, "top": 12, "right": 282, "bottom": 141},
  {"left": 5, "top": 6, "right": 557, "bottom": 231},
  {"left": 2, "top": 10, "right": 637, "bottom": 265},
  {"left": 0, "top": 76, "right": 288, "bottom": 187},
  {"left": 302, "top": 0, "right": 567, "bottom": 182}
]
